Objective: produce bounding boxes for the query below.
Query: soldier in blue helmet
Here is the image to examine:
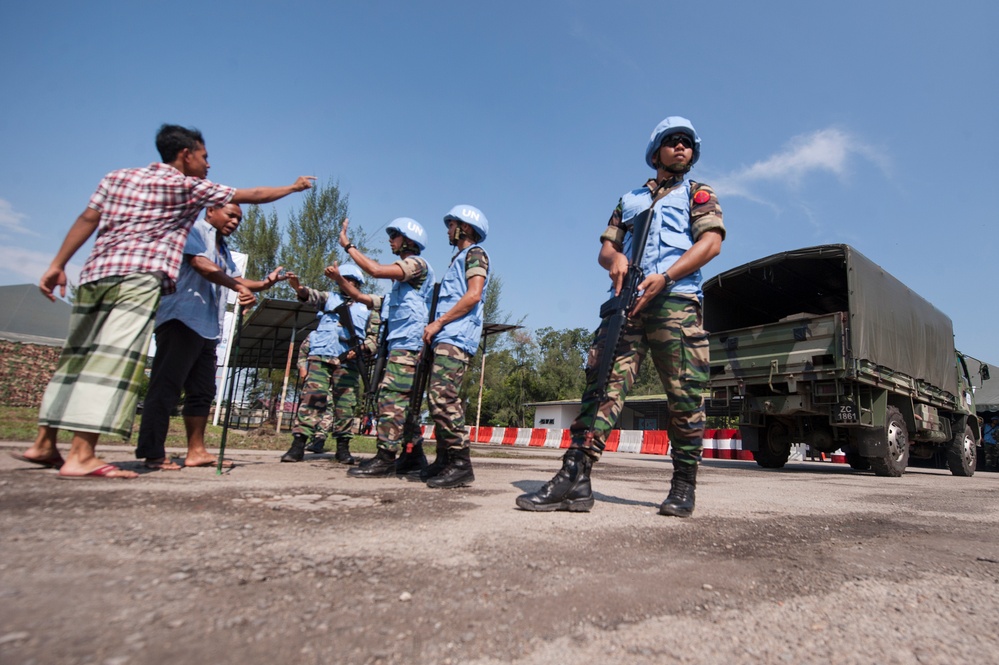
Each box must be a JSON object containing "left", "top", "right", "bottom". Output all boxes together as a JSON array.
[
  {"left": 418, "top": 204, "right": 491, "bottom": 488},
  {"left": 517, "top": 116, "right": 726, "bottom": 517},
  {"left": 331, "top": 217, "right": 437, "bottom": 477},
  {"left": 281, "top": 263, "right": 373, "bottom": 464}
]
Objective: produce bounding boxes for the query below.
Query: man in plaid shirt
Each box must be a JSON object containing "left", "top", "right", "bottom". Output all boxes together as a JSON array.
[{"left": 11, "top": 124, "right": 314, "bottom": 479}]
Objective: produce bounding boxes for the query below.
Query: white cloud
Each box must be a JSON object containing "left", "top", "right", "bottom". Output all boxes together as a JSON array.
[
  {"left": 714, "top": 128, "right": 889, "bottom": 199},
  {"left": 0, "top": 245, "right": 82, "bottom": 286},
  {"left": 0, "top": 198, "right": 35, "bottom": 235}
]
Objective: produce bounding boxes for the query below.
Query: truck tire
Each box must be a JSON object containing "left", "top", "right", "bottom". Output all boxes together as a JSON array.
[
  {"left": 868, "top": 406, "right": 909, "bottom": 477},
  {"left": 754, "top": 419, "right": 792, "bottom": 469},
  {"left": 946, "top": 423, "right": 976, "bottom": 477}
]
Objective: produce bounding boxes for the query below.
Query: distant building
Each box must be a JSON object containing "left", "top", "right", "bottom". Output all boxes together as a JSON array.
[{"left": 527, "top": 395, "right": 673, "bottom": 431}]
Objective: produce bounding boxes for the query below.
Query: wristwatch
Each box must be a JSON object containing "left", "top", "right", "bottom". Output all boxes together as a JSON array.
[{"left": 663, "top": 273, "right": 676, "bottom": 292}]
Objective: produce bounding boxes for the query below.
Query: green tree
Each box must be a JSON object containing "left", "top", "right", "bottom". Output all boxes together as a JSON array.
[
  {"left": 276, "top": 179, "right": 349, "bottom": 295},
  {"left": 230, "top": 205, "right": 281, "bottom": 281},
  {"left": 534, "top": 326, "right": 590, "bottom": 401}
]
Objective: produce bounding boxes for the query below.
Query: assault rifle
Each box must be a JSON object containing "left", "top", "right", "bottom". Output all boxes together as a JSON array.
[
  {"left": 333, "top": 301, "right": 369, "bottom": 393},
  {"left": 363, "top": 319, "right": 388, "bottom": 418},
  {"left": 591, "top": 205, "right": 655, "bottom": 402},
  {"left": 402, "top": 282, "right": 442, "bottom": 447}
]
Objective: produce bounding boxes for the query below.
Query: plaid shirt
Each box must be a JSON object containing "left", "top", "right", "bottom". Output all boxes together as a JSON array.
[{"left": 77, "top": 163, "right": 236, "bottom": 292}]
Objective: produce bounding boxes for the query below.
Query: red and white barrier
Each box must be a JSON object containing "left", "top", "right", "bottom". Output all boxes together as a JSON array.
[{"left": 411, "top": 424, "right": 850, "bottom": 464}]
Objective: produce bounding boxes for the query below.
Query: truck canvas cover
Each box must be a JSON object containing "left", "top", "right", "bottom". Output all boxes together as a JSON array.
[{"left": 702, "top": 244, "right": 958, "bottom": 396}]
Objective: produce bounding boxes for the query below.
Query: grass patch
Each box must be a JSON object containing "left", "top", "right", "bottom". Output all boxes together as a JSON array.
[{"left": 0, "top": 405, "right": 379, "bottom": 453}]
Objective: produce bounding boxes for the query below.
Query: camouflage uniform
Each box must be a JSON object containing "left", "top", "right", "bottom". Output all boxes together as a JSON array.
[
  {"left": 291, "top": 287, "right": 374, "bottom": 444},
  {"left": 375, "top": 258, "right": 431, "bottom": 452},
  {"left": 570, "top": 175, "right": 724, "bottom": 464},
  {"left": 428, "top": 246, "right": 489, "bottom": 451},
  {"left": 571, "top": 292, "right": 709, "bottom": 465},
  {"left": 376, "top": 348, "right": 419, "bottom": 449},
  {"left": 296, "top": 335, "right": 334, "bottom": 443},
  {"left": 428, "top": 343, "right": 473, "bottom": 447},
  {"left": 294, "top": 354, "right": 360, "bottom": 441}
]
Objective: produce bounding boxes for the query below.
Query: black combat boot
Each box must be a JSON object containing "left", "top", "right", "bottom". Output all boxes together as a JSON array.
[
  {"left": 394, "top": 441, "right": 427, "bottom": 479},
  {"left": 515, "top": 448, "right": 594, "bottom": 512},
  {"left": 347, "top": 447, "right": 397, "bottom": 477},
  {"left": 305, "top": 436, "right": 327, "bottom": 454},
  {"left": 280, "top": 433, "right": 309, "bottom": 463},
  {"left": 334, "top": 436, "right": 355, "bottom": 465},
  {"left": 426, "top": 447, "right": 474, "bottom": 489},
  {"left": 659, "top": 462, "right": 697, "bottom": 517},
  {"left": 420, "top": 444, "right": 449, "bottom": 482}
]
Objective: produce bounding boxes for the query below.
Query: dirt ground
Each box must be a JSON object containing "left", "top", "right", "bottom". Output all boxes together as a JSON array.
[{"left": 2, "top": 441, "right": 999, "bottom": 665}]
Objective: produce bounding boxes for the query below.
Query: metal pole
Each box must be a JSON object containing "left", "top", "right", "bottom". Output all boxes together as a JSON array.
[
  {"left": 276, "top": 327, "right": 297, "bottom": 434},
  {"left": 217, "top": 304, "right": 244, "bottom": 474},
  {"left": 473, "top": 334, "right": 489, "bottom": 444}
]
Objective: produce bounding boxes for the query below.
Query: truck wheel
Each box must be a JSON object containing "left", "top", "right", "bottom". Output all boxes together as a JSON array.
[
  {"left": 754, "top": 419, "right": 792, "bottom": 469},
  {"left": 946, "top": 423, "right": 976, "bottom": 477},
  {"left": 868, "top": 406, "right": 909, "bottom": 477}
]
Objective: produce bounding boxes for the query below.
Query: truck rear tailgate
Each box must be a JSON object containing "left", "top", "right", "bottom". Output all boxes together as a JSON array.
[{"left": 709, "top": 312, "right": 846, "bottom": 386}]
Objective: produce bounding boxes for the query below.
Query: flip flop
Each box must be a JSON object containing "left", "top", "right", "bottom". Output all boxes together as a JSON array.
[
  {"left": 9, "top": 451, "right": 65, "bottom": 469},
  {"left": 58, "top": 464, "right": 138, "bottom": 480}
]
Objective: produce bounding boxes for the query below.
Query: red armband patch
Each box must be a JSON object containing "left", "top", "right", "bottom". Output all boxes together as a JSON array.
[{"left": 693, "top": 190, "right": 711, "bottom": 205}]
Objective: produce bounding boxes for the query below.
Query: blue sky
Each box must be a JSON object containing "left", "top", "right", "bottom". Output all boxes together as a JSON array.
[{"left": 1, "top": 1, "right": 997, "bottom": 365}]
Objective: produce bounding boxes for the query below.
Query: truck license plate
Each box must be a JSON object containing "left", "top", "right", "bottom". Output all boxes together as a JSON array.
[{"left": 835, "top": 403, "right": 858, "bottom": 423}]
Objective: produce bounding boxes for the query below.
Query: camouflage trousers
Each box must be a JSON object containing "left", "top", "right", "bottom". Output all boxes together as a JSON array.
[
  {"left": 428, "top": 343, "right": 472, "bottom": 450},
  {"left": 569, "top": 293, "right": 709, "bottom": 466},
  {"left": 375, "top": 349, "right": 419, "bottom": 451},
  {"left": 293, "top": 357, "right": 360, "bottom": 441},
  {"left": 985, "top": 444, "right": 999, "bottom": 470}
]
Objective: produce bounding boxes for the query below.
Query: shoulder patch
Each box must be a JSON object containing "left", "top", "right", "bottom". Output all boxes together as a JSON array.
[{"left": 693, "top": 190, "right": 711, "bottom": 205}]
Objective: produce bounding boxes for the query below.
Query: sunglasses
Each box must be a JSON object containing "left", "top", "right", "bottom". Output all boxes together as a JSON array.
[
  {"left": 388, "top": 230, "right": 401, "bottom": 240},
  {"left": 660, "top": 134, "right": 694, "bottom": 150}
]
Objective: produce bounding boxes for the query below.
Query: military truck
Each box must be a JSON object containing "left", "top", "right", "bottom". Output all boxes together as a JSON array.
[{"left": 703, "top": 244, "right": 985, "bottom": 477}]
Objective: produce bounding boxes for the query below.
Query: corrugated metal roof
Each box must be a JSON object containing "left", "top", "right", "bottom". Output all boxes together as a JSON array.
[{"left": 0, "top": 284, "right": 72, "bottom": 346}]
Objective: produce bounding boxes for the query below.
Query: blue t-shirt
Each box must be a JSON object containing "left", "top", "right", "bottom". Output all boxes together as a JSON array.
[{"left": 155, "top": 218, "right": 241, "bottom": 339}]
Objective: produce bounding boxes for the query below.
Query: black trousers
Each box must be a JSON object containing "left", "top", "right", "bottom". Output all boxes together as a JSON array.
[{"left": 135, "top": 320, "right": 218, "bottom": 460}]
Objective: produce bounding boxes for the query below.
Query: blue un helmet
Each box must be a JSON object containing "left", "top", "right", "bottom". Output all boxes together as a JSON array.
[
  {"left": 443, "top": 204, "right": 489, "bottom": 243},
  {"left": 339, "top": 263, "right": 364, "bottom": 285},
  {"left": 645, "top": 116, "right": 701, "bottom": 170},
  {"left": 385, "top": 217, "right": 427, "bottom": 253}
]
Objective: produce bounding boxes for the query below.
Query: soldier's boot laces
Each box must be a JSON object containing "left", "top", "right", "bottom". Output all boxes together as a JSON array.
[
  {"left": 515, "top": 448, "right": 594, "bottom": 512},
  {"left": 420, "top": 444, "right": 450, "bottom": 482},
  {"left": 334, "top": 437, "right": 355, "bottom": 465},
  {"left": 426, "top": 447, "right": 474, "bottom": 489},
  {"left": 280, "top": 434, "right": 308, "bottom": 463},
  {"left": 347, "top": 447, "right": 397, "bottom": 477},
  {"left": 305, "top": 436, "right": 327, "bottom": 455},
  {"left": 394, "top": 441, "right": 427, "bottom": 479},
  {"left": 659, "top": 462, "right": 697, "bottom": 518}
]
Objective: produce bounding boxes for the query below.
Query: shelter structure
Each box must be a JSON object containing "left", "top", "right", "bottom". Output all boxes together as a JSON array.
[{"left": 0, "top": 284, "right": 71, "bottom": 345}]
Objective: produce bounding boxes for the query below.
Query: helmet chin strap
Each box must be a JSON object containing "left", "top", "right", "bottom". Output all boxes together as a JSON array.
[{"left": 448, "top": 223, "right": 467, "bottom": 247}]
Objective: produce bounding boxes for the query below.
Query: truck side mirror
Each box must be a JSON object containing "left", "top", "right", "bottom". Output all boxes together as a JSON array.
[{"left": 982, "top": 365, "right": 991, "bottom": 382}]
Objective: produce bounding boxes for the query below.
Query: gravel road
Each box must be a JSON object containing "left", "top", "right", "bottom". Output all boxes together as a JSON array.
[{"left": 2, "top": 441, "right": 998, "bottom": 664}]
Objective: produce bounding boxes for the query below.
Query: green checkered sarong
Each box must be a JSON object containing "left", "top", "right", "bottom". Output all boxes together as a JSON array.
[{"left": 38, "top": 273, "right": 161, "bottom": 439}]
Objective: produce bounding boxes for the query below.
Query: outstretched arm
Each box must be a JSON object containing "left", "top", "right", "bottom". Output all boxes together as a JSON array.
[
  {"left": 231, "top": 176, "right": 316, "bottom": 204},
  {"left": 236, "top": 266, "right": 291, "bottom": 293}
]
